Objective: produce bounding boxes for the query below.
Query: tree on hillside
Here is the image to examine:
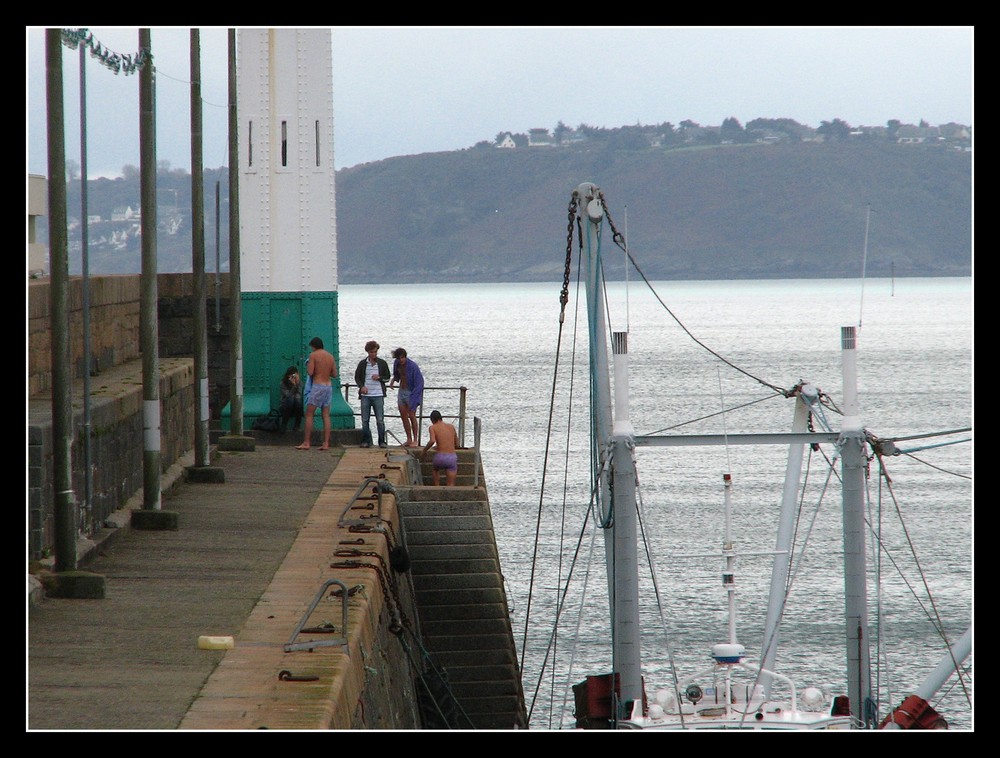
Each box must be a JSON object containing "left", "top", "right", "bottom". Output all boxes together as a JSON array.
[
  {"left": 745, "top": 117, "right": 806, "bottom": 141},
  {"left": 720, "top": 117, "right": 745, "bottom": 143},
  {"left": 817, "top": 119, "right": 852, "bottom": 142},
  {"left": 609, "top": 126, "right": 651, "bottom": 151},
  {"left": 657, "top": 122, "right": 681, "bottom": 147},
  {"left": 576, "top": 123, "right": 607, "bottom": 141},
  {"left": 554, "top": 121, "right": 571, "bottom": 144}
]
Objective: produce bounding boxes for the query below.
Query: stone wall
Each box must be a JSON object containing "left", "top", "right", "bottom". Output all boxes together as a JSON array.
[
  {"left": 27, "top": 273, "right": 232, "bottom": 561},
  {"left": 28, "top": 273, "right": 234, "bottom": 418},
  {"left": 156, "top": 273, "right": 234, "bottom": 420},
  {"left": 27, "top": 359, "right": 194, "bottom": 559},
  {"left": 28, "top": 275, "right": 142, "bottom": 397}
]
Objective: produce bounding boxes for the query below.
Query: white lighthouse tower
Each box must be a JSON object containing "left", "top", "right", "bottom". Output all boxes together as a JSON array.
[{"left": 232, "top": 28, "right": 353, "bottom": 429}]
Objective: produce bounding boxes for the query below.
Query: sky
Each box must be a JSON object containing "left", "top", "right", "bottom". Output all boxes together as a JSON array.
[{"left": 26, "top": 26, "right": 974, "bottom": 179}]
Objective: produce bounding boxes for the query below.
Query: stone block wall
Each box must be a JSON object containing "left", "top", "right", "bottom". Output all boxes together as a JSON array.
[
  {"left": 27, "top": 273, "right": 224, "bottom": 561},
  {"left": 28, "top": 275, "right": 142, "bottom": 397},
  {"left": 156, "top": 273, "right": 234, "bottom": 420},
  {"left": 27, "top": 359, "right": 194, "bottom": 559},
  {"left": 28, "top": 273, "right": 234, "bottom": 418}
]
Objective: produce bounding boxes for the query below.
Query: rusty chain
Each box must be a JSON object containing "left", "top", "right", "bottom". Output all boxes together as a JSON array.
[
  {"left": 331, "top": 559, "right": 410, "bottom": 634},
  {"left": 561, "top": 193, "right": 578, "bottom": 314}
]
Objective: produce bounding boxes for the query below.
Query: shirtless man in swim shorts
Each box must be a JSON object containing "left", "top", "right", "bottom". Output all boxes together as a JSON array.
[
  {"left": 297, "top": 336, "right": 338, "bottom": 451},
  {"left": 421, "top": 410, "right": 459, "bottom": 486}
]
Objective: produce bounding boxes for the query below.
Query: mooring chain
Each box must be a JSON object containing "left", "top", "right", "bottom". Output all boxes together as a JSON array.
[
  {"left": 598, "top": 192, "right": 627, "bottom": 253},
  {"left": 380, "top": 518, "right": 401, "bottom": 552},
  {"left": 561, "top": 193, "right": 578, "bottom": 314},
  {"left": 334, "top": 548, "right": 390, "bottom": 578},
  {"left": 331, "top": 559, "right": 411, "bottom": 633}
]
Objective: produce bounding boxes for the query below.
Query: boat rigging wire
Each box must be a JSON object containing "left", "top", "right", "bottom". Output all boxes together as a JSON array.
[
  {"left": 624, "top": 204, "right": 630, "bottom": 332},
  {"left": 524, "top": 467, "right": 604, "bottom": 724},
  {"left": 882, "top": 427, "right": 971, "bottom": 443},
  {"left": 555, "top": 503, "right": 601, "bottom": 728},
  {"left": 899, "top": 450, "right": 972, "bottom": 479},
  {"left": 870, "top": 452, "right": 972, "bottom": 705},
  {"left": 633, "top": 465, "right": 688, "bottom": 728},
  {"left": 545, "top": 252, "right": 586, "bottom": 728},
  {"left": 642, "top": 394, "right": 783, "bottom": 436},
  {"left": 596, "top": 193, "right": 791, "bottom": 399},
  {"left": 869, "top": 427, "right": 972, "bottom": 479},
  {"left": 521, "top": 193, "right": 581, "bottom": 677},
  {"left": 871, "top": 449, "right": 890, "bottom": 719}
]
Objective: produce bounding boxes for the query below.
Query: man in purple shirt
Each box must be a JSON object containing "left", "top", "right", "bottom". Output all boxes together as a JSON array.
[{"left": 389, "top": 347, "right": 425, "bottom": 447}]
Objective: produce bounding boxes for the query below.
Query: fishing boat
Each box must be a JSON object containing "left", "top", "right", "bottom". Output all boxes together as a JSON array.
[{"left": 522, "top": 182, "right": 972, "bottom": 730}]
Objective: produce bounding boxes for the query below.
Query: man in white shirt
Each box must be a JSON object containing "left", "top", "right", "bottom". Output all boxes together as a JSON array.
[{"left": 353, "top": 340, "right": 391, "bottom": 448}]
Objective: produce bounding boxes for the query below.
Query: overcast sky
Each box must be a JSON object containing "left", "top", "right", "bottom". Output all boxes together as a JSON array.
[{"left": 26, "top": 26, "right": 974, "bottom": 179}]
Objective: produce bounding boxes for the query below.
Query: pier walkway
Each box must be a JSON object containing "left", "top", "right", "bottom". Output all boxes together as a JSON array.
[{"left": 28, "top": 441, "right": 396, "bottom": 731}]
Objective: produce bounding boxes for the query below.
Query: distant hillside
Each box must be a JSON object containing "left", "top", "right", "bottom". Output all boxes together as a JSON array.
[
  {"left": 57, "top": 140, "right": 971, "bottom": 283},
  {"left": 335, "top": 140, "right": 971, "bottom": 283}
]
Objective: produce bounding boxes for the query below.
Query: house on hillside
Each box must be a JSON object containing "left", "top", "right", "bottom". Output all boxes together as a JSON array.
[
  {"left": 939, "top": 122, "right": 971, "bottom": 142},
  {"left": 111, "top": 205, "right": 140, "bottom": 222},
  {"left": 496, "top": 132, "right": 516, "bottom": 149},
  {"left": 747, "top": 127, "right": 787, "bottom": 144},
  {"left": 679, "top": 123, "right": 721, "bottom": 145},
  {"left": 896, "top": 125, "right": 940, "bottom": 144}
]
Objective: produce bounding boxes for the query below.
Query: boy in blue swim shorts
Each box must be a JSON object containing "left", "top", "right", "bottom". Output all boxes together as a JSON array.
[
  {"left": 297, "top": 337, "right": 338, "bottom": 451},
  {"left": 421, "top": 410, "right": 459, "bottom": 486}
]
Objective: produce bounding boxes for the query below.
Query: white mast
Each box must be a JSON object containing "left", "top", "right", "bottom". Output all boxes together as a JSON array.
[
  {"left": 610, "top": 330, "right": 641, "bottom": 712},
  {"left": 839, "top": 325, "right": 873, "bottom": 726},
  {"left": 760, "top": 384, "right": 816, "bottom": 696}
]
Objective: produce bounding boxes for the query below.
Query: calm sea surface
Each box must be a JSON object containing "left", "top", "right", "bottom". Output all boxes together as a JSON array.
[{"left": 338, "top": 277, "right": 973, "bottom": 730}]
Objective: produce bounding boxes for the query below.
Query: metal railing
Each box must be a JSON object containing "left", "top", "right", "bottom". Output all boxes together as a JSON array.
[
  {"left": 340, "top": 383, "right": 470, "bottom": 447},
  {"left": 473, "top": 416, "right": 482, "bottom": 488}
]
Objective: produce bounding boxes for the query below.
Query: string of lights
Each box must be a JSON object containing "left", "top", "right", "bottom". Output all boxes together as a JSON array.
[{"left": 60, "top": 28, "right": 152, "bottom": 75}]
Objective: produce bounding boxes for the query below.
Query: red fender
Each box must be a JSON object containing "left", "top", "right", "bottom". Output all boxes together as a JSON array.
[{"left": 879, "top": 694, "right": 949, "bottom": 729}]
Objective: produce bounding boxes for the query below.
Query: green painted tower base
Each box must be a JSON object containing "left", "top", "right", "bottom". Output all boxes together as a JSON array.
[{"left": 221, "top": 290, "right": 355, "bottom": 432}]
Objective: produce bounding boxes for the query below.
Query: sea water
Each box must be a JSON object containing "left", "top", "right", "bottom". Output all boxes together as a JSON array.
[{"left": 338, "top": 276, "right": 973, "bottom": 730}]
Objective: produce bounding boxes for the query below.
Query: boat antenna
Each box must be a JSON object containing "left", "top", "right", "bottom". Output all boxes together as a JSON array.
[
  {"left": 858, "top": 204, "right": 872, "bottom": 330},
  {"left": 717, "top": 367, "right": 732, "bottom": 475}
]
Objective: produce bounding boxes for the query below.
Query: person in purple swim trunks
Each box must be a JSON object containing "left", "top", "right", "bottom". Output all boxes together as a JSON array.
[{"left": 421, "top": 410, "right": 459, "bottom": 486}]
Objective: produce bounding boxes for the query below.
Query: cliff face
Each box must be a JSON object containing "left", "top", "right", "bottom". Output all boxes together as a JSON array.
[{"left": 57, "top": 141, "right": 972, "bottom": 283}]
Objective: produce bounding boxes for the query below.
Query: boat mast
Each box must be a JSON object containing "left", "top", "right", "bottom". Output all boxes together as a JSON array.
[
  {"left": 578, "top": 183, "right": 613, "bottom": 470},
  {"left": 577, "top": 182, "right": 644, "bottom": 718},
  {"left": 839, "top": 325, "right": 874, "bottom": 727},
  {"left": 759, "top": 384, "right": 817, "bottom": 696}
]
